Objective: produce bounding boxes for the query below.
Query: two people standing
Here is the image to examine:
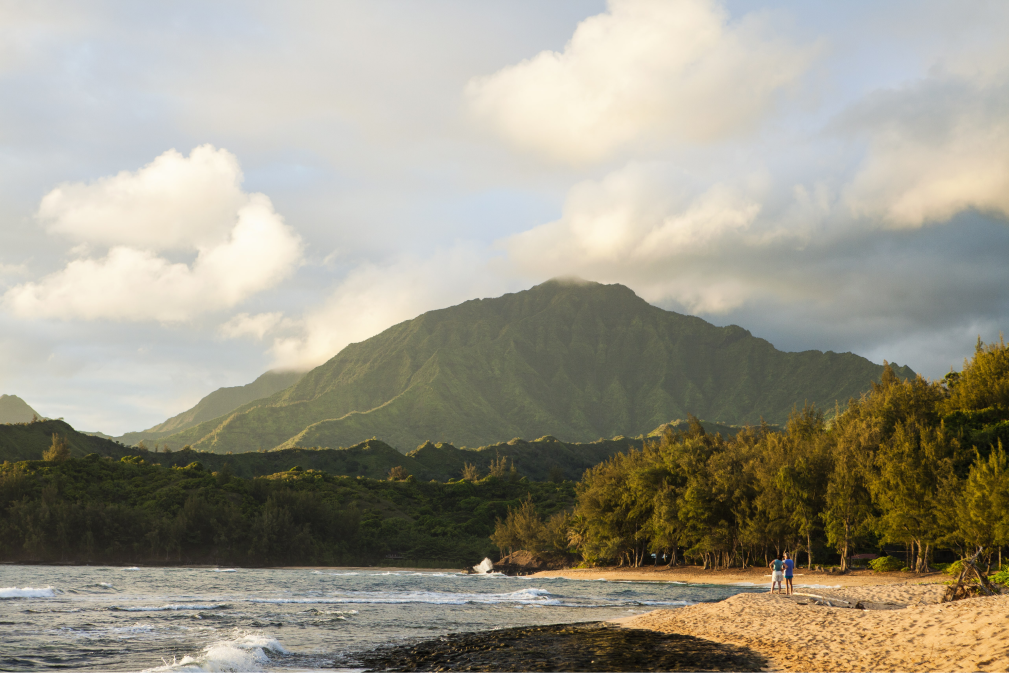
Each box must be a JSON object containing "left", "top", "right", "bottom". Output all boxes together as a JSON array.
[{"left": 769, "top": 552, "right": 795, "bottom": 595}]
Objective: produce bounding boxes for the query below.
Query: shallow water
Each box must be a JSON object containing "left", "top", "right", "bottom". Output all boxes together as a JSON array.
[{"left": 0, "top": 565, "right": 762, "bottom": 671}]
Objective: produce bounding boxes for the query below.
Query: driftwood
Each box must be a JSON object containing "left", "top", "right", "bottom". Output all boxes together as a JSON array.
[
  {"left": 942, "top": 549, "right": 1000, "bottom": 603},
  {"left": 791, "top": 592, "right": 865, "bottom": 609}
]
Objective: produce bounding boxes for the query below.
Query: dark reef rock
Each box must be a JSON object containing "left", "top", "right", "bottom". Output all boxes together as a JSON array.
[
  {"left": 350, "top": 622, "right": 767, "bottom": 672},
  {"left": 493, "top": 550, "right": 574, "bottom": 576}
]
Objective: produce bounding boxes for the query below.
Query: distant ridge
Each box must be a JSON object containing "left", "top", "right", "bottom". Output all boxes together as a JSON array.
[
  {"left": 118, "top": 369, "right": 305, "bottom": 446},
  {"left": 0, "top": 394, "right": 43, "bottom": 424},
  {"left": 0, "top": 415, "right": 741, "bottom": 481},
  {"left": 153, "top": 279, "right": 914, "bottom": 453}
]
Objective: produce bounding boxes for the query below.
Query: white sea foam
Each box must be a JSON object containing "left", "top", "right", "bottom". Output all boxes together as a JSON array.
[
  {"left": 472, "top": 558, "right": 494, "bottom": 574},
  {"left": 248, "top": 587, "right": 560, "bottom": 606},
  {"left": 144, "top": 633, "right": 287, "bottom": 672},
  {"left": 112, "top": 604, "right": 228, "bottom": 612},
  {"left": 0, "top": 587, "right": 57, "bottom": 599},
  {"left": 125, "top": 567, "right": 142, "bottom": 571},
  {"left": 210, "top": 569, "right": 236, "bottom": 573}
]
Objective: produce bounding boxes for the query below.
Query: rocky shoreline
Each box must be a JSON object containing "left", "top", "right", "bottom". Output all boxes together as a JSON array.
[{"left": 349, "top": 622, "right": 767, "bottom": 672}]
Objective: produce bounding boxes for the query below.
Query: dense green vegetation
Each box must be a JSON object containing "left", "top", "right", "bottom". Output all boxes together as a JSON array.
[
  {"left": 152, "top": 279, "right": 912, "bottom": 453},
  {"left": 0, "top": 417, "right": 740, "bottom": 481},
  {"left": 0, "top": 451, "right": 575, "bottom": 566},
  {"left": 501, "top": 338, "right": 1008, "bottom": 572},
  {"left": 118, "top": 370, "right": 305, "bottom": 446}
]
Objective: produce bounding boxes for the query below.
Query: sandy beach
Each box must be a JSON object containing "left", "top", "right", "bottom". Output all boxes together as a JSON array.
[{"left": 531, "top": 566, "right": 1008, "bottom": 672}]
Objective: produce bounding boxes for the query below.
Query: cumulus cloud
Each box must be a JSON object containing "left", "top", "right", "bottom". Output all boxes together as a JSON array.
[
  {"left": 4, "top": 147, "right": 302, "bottom": 322},
  {"left": 503, "top": 163, "right": 773, "bottom": 313},
  {"left": 38, "top": 145, "right": 249, "bottom": 250},
  {"left": 466, "top": 0, "right": 815, "bottom": 163},
  {"left": 844, "top": 77, "right": 1009, "bottom": 227},
  {"left": 267, "top": 246, "right": 510, "bottom": 370}
]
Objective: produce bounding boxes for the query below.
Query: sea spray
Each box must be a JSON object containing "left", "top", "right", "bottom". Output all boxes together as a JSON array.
[
  {"left": 472, "top": 557, "right": 494, "bottom": 574},
  {"left": 145, "top": 633, "right": 287, "bottom": 673}
]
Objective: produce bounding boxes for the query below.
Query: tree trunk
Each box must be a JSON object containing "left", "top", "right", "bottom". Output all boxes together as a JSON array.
[{"left": 807, "top": 531, "right": 813, "bottom": 569}]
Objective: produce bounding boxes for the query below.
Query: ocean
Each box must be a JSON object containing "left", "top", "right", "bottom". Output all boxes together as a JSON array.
[{"left": 0, "top": 564, "right": 761, "bottom": 671}]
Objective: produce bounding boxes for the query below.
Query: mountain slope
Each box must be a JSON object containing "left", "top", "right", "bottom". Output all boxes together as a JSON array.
[
  {"left": 0, "top": 394, "right": 43, "bottom": 424},
  {"left": 118, "top": 369, "right": 305, "bottom": 445},
  {"left": 159, "top": 279, "right": 914, "bottom": 453}
]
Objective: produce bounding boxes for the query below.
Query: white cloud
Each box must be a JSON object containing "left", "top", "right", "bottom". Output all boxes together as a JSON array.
[
  {"left": 502, "top": 163, "right": 769, "bottom": 313},
  {"left": 218, "top": 311, "right": 285, "bottom": 341},
  {"left": 844, "top": 77, "right": 1009, "bottom": 227},
  {"left": 466, "top": 0, "right": 814, "bottom": 163},
  {"left": 268, "top": 246, "right": 509, "bottom": 370},
  {"left": 4, "top": 148, "right": 303, "bottom": 322},
  {"left": 38, "top": 145, "right": 248, "bottom": 250}
]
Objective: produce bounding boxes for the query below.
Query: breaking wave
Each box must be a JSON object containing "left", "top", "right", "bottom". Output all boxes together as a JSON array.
[
  {"left": 0, "top": 587, "right": 58, "bottom": 599},
  {"left": 144, "top": 633, "right": 288, "bottom": 672}
]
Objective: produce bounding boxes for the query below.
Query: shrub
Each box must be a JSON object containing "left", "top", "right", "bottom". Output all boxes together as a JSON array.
[
  {"left": 944, "top": 560, "right": 964, "bottom": 576},
  {"left": 42, "top": 433, "right": 71, "bottom": 463},
  {"left": 869, "top": 555, "right": 905, "bottom": 572},
  {"left": 989, "top": 568, "right": 1009, "bottom": 585}
]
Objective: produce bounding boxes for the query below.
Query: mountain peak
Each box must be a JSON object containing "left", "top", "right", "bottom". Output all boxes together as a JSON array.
[{"left": 150, "top": 280, "right": 911, "bottom": 454}]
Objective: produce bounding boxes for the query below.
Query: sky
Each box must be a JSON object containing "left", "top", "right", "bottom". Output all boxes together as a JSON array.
[{"left": 2, "top": 0, "right": 1008, "bottom": 435}]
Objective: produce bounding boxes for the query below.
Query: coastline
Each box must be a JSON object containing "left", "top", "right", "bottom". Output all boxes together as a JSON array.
[{"left": 528, "top": 565, "right": 1008, "bottom": 672}]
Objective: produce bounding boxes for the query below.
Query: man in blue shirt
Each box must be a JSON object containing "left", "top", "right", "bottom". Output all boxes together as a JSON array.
[{"left": 783, "top": 552, "right": 795, "bottom": 595}]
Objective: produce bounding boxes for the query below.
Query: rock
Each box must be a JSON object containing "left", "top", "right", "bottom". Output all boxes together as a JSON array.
[
  {"left": 493, "top": 550, "right": 575, "bottom": 576},
  {"left": 350, "top": 622, "right": 768, "bottom": 672}
]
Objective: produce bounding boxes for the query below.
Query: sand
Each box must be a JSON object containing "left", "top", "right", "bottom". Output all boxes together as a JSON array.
[{"left": 530, "top": 566, "right": 1009, "bottom": 672}]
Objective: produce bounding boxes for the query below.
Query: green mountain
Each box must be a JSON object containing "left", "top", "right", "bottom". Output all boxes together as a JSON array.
[
  {"left": 0, "top": 394, "right": 43, "bottom": 424},
  {"left": 118, "top": 369, "right": 305, "bottom": 446},
  {"left": 157, "top": 279, "right": 914, "bottom": 454}
]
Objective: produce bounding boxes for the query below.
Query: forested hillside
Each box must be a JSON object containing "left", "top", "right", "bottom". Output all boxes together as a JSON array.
[
  {"left": 154, "top": 279, "right": 912, "bottom": 454},
  {"left": 0, "top": 416, "right": 740, "bottom": 482},
  {"left": 0, "top": 455, "right": 573, "bottom": 566},
  {"left": 495, "top": 338, "right": 1009, "bottom": 573}
]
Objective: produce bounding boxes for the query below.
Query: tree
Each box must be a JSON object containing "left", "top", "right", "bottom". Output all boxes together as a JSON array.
[
  {"left": 822, "top": 427, "right": 873, "bottom": 571},
  {"left": 490, "top": 497, "right": 546, "bottom": 555},
  {"left": 960, "top": 442, "right": 1009, "bottom": 570},
  {"left": 872, "top": 421, "right": 958, "bottom": 572},
  {"left": 387, "top": 465, "right": 409, "bottom": 480},
  {"left": 775, "top": 405, "right": 832, "bottom": 569},
  {"left": 461, "top": 463, "right": 481, "bottom": 481},
  {"left": 43, "top": 433, "right": 71, "bottom": 463}
]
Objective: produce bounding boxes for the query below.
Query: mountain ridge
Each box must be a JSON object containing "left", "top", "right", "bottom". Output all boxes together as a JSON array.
[
  {"left": 118, "top": 369, "right": 305, "bottom": 446},
  {"left": 154, "top": 279, "right": 914, "bottom": 453},
  {"left": 0, "top": 394, "right": 44, "bottom": 424}
]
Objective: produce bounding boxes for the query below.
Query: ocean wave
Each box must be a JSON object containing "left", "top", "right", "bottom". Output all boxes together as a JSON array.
[
  {"left": 144, "top": 633, "right": 288, "bottom": 673},
  {"left": 210, "top": 569, "right": 237, "bottom": 573},
  {"left": 247, "top": 587, "right": 567, "bottom": 606},
  {"left": 111, "top": 604, "right": 229, "bottom": 612},
  {"left": 0, "top": 587, "right": 58, "bottom": 599}
]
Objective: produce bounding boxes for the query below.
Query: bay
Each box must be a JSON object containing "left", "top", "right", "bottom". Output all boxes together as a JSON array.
[{"left": 0, "top": 565, "right": 761, "bottom": 671}]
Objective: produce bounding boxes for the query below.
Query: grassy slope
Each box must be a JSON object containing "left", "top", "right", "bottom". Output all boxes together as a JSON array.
[
  {"left": 118, "top": 370, "right": 305, "bottom": 445},
  {"left": 158, "top": 279, "right": 915, "bottom": 454}
]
